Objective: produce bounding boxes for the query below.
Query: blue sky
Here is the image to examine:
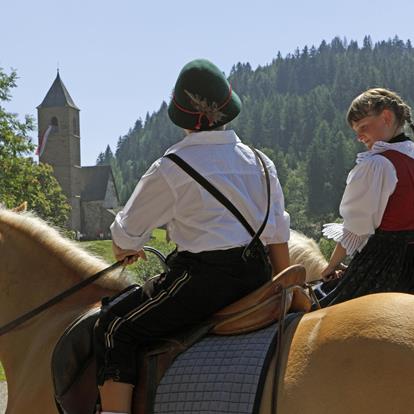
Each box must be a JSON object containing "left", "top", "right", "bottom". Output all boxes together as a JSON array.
[{"left": 2, "top": 0, "right": 414, "bottom": 165}]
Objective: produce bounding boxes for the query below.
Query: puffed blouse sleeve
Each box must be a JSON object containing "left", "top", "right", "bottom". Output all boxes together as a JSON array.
[{"left": 323, "top": 155, "right": 397, "bottom": 256}]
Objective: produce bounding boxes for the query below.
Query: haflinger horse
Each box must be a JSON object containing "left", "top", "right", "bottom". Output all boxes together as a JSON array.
[
  {"left": 288, "top": 230, "right": 327, "bottom": 283},
  {"left": 1, "top": 208, "right": 414, "bottom": 414}
]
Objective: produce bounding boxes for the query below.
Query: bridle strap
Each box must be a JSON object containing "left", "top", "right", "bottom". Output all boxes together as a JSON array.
[{"left": 0, "top": 261, "right": 123, "bottom": 337}]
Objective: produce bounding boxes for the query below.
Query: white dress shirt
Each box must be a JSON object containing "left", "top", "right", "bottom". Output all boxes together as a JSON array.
[
  {"left": 323, "top": 140, "right": 414, "bottom": 255},
  {"left": 111, "top": 129, "right": 290, "bottom": 252}
]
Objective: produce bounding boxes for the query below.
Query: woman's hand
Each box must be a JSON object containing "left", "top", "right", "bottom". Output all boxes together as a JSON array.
[
  {"left": 320, "top": 243, "right": 348, "bottom": 282},
  {"left": 112, "top": 242, "right": 147, "bottom": 265},
  {"left": 321, "top": 263, "right": 347, "bottom": 282},
  {"left": 322, "top": 270, "right": 342, "bottom": 282}
]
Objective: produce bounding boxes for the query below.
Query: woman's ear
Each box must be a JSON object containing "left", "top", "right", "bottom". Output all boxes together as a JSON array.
[{"left": 381, "top": 109, "right": 395, "bottom": 127}]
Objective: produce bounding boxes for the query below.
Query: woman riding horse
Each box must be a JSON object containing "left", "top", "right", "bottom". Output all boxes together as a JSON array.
[{"left": 321, "top": 88, "right": 414, "bottom": 305}]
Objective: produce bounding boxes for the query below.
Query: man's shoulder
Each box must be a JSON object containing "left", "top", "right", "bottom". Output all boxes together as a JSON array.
[{"left": 142, "top": 157, "right": 163, "bottom": 178}]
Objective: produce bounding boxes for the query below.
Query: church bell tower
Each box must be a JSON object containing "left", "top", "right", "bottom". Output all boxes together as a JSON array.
[{"left": 37, "top": 72, "right": 82, "bottom": 231}]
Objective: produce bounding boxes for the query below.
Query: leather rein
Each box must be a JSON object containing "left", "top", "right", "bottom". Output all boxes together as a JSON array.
[{"left": 0, "top": 261, "right": 123, "bottom": 337}]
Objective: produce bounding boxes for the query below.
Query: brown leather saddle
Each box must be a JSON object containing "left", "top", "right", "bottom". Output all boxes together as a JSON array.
[{"left": 52, "top": 265, "right": 312, "bottom": 414}]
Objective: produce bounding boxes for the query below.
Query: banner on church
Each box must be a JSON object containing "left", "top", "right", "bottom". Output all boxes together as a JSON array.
[{"left": 36, "top": 125, "right": 53, "bottom": 157}]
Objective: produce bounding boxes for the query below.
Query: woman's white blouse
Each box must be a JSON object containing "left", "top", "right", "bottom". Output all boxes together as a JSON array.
[{"left": 323, "top": 140, "right": 414, "bottom": 256}]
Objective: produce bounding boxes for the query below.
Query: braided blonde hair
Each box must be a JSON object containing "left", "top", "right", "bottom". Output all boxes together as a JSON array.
[{"left": 347, "top": 88, "right": 414, "bottom": 134}]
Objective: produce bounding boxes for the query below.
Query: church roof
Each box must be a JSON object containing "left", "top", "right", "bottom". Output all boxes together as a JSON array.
[
  {"left": 38, "top": 72, "right": 79, "bottom": 110},
  {"left": 81, "top": 165, "right": 119, "bottom": 202}
]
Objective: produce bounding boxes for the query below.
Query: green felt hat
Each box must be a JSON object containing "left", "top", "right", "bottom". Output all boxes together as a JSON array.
[{"left": 168, "top": 59, "right": 241, "bottom": 131}]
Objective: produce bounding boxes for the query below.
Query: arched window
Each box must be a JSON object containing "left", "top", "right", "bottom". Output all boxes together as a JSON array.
[{"left": 51, "top": 116, "right": 59, "bottom": 132}]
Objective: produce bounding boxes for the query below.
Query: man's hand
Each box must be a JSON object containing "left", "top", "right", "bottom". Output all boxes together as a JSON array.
[{"left": 112, "top": 241, "right": 147, "bottom": 265}]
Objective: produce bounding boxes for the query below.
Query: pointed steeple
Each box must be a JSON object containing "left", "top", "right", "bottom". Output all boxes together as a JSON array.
[{"left": 37, "top": 72, "right": 79, "bottom": 109}]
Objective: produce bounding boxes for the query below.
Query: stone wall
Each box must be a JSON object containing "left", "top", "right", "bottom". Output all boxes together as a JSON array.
[{"left": 81, "top": 201, "right": 116, "bottom": 240}]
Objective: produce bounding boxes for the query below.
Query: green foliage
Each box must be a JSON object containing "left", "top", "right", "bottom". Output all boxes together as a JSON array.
[
  {"left": 2, "top": 159, "right": 70, "bottom": 226},
  {"left": 260, "top": 147, "right": 288, "bottom": 186},
  {"left": 0, "top": 70, "right": 34, "bottom": 158},
  {"left": 96, "top": 145, "right": 114, "bottom": 165},
  {"left": 0, "top": 68, "right": 70, "bottom": 226},
  {"left": 318, "top": 237, "right": 336, "bottom": 260}
]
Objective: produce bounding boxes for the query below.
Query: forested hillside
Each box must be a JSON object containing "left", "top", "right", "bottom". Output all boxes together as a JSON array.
[{"left": 97, "top": 36, "right": 414, "bottom": 238}]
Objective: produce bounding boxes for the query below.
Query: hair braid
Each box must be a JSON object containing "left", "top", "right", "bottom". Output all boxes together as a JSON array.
[
  {"left": 347, "top": 88, "right": 414, "bottom": 134},
  {"left": 401, "top": 102, "right": 414, "bottom": 134}
]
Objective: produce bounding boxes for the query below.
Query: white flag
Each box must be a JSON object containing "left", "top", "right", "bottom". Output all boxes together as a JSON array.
[{"left": 36, "top": 125, "right": 53, "bottom": 157}]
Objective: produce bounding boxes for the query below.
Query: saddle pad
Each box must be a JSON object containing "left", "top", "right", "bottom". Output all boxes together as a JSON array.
[
  {"left": 52, "top": 307, "right": 100, "bottom": 398},
  {"left": 154, "top": 323, "right": 279, "bottom": 414}
]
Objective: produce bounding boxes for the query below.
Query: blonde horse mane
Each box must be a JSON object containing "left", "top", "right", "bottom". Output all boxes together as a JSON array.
[
  {"left": 289, "top": 230, "right": 327, "bottom": 282},
  {"left": 0, "top": 208, "right": 132, "bottom": 291},
  {"left": 0, "top": 207, "right": 326, "bottom": 287}
]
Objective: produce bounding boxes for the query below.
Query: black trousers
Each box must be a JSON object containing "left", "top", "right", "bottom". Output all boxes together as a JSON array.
[{"left": 94, "top": 247, "right": 272, "bottom": 385}]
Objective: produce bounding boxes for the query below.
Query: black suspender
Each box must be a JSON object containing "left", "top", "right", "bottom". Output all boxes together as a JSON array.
[{"left": 164, "top": 148, "right": 271, "bottom": 261}]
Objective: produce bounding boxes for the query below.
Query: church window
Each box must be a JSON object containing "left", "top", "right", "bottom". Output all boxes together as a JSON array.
[{"left": 51, "top": 116, "right": 59, "bottom": 131}]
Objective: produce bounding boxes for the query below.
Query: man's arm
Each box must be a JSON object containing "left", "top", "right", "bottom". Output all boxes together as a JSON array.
[
  {"left": 267, "top": 242, "right": 290, "bottom": 275},
  {"left": 111, "top": 159, "right": 175, "bottom": 253}
]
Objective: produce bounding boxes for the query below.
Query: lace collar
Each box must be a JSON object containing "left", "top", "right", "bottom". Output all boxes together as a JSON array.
[{"left": 356, "top": 140, "right": 414, "bottom": 164}]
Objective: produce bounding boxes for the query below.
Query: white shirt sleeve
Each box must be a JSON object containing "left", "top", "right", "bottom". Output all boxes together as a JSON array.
[
  {"left": 252, "top": 151, "right": 290, "bottom": 245},
  {"left": 323, "top": 155, "right": 397, "bottom": 255},
  {"left": 110, "top": 159, "right": 175, "bottom": 250},
  {"left": 269, "top": 174, "right": 290, "bottom": 243},
  {"left": 322, "top": 223, "right": 370, "bottom": 256}
]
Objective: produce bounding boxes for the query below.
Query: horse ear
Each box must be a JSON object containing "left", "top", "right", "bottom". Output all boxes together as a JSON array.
[{"left": 12, "top": 202, "right": 28, "bottom": 213}]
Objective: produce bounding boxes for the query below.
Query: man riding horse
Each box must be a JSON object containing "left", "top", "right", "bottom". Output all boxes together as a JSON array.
[{"left": 94, "top": 59, "right": 291, "bottom": 413}]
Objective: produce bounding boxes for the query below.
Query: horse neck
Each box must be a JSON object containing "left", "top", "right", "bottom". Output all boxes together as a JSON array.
[{"left": 0, "top": 217, "right": 126, "bottom": 408}]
